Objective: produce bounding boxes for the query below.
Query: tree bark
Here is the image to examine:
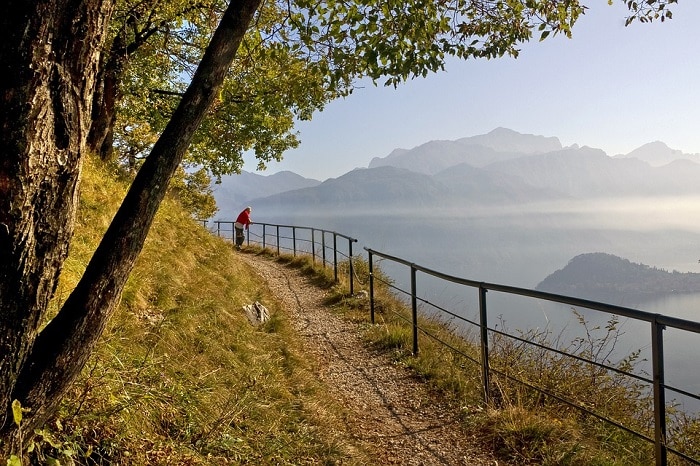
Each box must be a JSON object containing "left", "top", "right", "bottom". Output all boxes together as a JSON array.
[
  {"left": 87, "top": 7, "right": 153, "bottom": 161},
  {"left": 0, "top": 0, "right": 113, "bottom": 447},
  {"left": 2, "top": 0, "right": 263, "bottom": 447},
  {"left": 87, "top": 49, "right": 121, "bottom": 161}
]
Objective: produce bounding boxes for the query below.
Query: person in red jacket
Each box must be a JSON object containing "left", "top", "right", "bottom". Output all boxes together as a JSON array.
[{"left": 234, "top": 206, "right": 252, "bottom": 250}]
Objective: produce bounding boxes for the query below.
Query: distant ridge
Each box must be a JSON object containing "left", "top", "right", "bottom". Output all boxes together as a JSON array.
[
  {"left": 251, "top": 166, "right": 446, "bottom": 211},
  {"left": 614, "top": 141, "right": 700, "bottom": 167},
  {"left": 218, "top": 128, "right": 700, "bottom": 219},
  {"left": 211, "top": 170, "right": 320, "bottom": 219},
  {"left": 536, "top": 253, "right": 700, "bottom": 303}
]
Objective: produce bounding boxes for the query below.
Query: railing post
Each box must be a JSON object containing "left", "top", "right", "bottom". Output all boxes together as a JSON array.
[
  {"left": 311, "top": 229, "right": 315, "bottom": 264},
  {"left": 262, "top": 224, "right": 266, "bottom": 249},
  {"left": 216, "top": 221, "right": 220, "bottom": 237},
  {"left": 321, "top": 231, "right": 326, "bottom": 268},
  {"left": 276, "top": 225, "right": 280, "bottom": 256},
  {"left": 292, "top": 227, "right": 297, "bottom": 256},
  {"left": 411, "top": 265, "right": 418, "bottom": 355},
  {"left": 479, "top": 285, "right": 490, "bottom": 405},
  {"left": 651, "top": 317, "right": 667, "bottom": 466},
  {"left": 333, "top": 234, "right": 338, "bottom": 282},
  {"left": 369, "top": 250, "right": 375, "bottom": 324},
  {"left": 348, "top": 239, "right": 354, "bottom": 295}
]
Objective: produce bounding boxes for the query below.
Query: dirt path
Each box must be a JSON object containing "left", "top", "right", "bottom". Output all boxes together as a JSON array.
[{"left": 238, "top": 252, "right": 501, "bottom": 466}]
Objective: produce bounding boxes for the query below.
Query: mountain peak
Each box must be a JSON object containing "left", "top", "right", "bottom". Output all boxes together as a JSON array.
[
  {"left": 456, "top": 128, "right": 562, "bottom": 155},
  {"left": 617, "top": 141, "right": 700, "bottom": 167},
  {"left": 368, "top": 128, "right": 563, "bottom": 175}
]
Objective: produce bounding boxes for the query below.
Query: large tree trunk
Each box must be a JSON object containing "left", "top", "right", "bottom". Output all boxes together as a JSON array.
[
  {"left": 0, "top": 0, "right": 113, "bottom": 448},
  {"left": 0, "top": 0, "right": 262, "bottom": 453}
]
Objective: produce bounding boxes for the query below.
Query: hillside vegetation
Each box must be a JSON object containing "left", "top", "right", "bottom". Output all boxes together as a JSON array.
[
  {"left": 25, "top": 157, "right": 699, "bottom": 465},
  {"left": 35, "top": 157, "right": 366, "bottom": 464},
  {"left": 537, "top": 252, "right": 700, "bottom": 301}
]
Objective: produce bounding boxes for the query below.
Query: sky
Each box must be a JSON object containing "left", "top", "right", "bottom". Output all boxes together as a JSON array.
[{"left": 243, "top": 1, "right": 700, "bottom": 181}]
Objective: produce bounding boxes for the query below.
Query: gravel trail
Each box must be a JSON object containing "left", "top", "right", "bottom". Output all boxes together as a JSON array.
[{"left": 239, "top": 252, "right": 501, "bottom": 466}]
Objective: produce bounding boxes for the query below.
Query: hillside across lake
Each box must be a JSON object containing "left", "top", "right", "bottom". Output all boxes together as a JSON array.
[{"left": 536, "top": 252, "right": 700, "bottom": 303}]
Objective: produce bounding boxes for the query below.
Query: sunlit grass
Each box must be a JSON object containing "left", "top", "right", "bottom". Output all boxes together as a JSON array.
[
  {"left": 36, "top": 155, "right": 699, "bottom": 465},
  {"left": 38, "top": 157, "right": 370, "bottom": 465},
  {"left": 321, "top": 256, "right": 699, "bottom": 465}
]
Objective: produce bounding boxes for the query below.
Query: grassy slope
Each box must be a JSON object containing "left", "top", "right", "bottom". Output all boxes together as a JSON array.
[
  {"left": 33, "top": 157, "right": 698, "bottom": 465},
  {"left": 40, "top": 158, "right": 367, "bottom": 465}
]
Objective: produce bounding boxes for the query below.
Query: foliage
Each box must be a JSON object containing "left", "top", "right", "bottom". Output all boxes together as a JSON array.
[
  {"left": 621, "top": 0, "right": 677, "bottom": 25},
  {"left": 168, "top": 167, "right": 219, "bottom": 219},
  {"left": 107, "top": 0, "right": 590, "bottom": 179},
  {"left": 485, "top": 312, "right": 655, "bottom": 464},
  {"left": 113, "top": 0, "right": 329, "bottom": 177}
]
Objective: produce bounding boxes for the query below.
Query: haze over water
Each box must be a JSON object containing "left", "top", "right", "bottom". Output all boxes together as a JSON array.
[{"left": 260, "top": 195, "right": 700, "bottom": 413}]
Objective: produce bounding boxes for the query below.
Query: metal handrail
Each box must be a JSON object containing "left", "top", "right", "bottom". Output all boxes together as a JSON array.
[
  {"left": 365, "top": 246, "right": 700, "bottom": 466},
  {"left": 203, "top": 220, "right": 358, "bottom": 293}
]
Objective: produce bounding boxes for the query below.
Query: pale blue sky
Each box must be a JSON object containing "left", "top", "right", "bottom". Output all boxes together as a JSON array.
[{"left": 244, "top": 1, "right": 700, "bottom": 181}]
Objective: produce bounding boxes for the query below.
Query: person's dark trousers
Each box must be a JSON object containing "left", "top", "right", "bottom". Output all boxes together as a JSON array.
[{"left": 235, "top": 227, "right": 244, "bottom": 249}]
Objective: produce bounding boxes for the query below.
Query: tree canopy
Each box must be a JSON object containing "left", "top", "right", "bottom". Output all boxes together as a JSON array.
[
  {"left": 94, "top": 0, "right": 679, "bottom": 179},
  {"left": 103, "top": 0, "right": 590, "bottom": 178}
]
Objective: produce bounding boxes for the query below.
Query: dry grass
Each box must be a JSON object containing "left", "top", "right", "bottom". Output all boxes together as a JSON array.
[
  {"left": 28, "top": 156, "right": 699, "bottom": 465},
  {"left": 322, "top": 256, "right": 699, "bottom": 465},
  {"left": 32, "top": 157, "right": 364, "bottom": 465}
]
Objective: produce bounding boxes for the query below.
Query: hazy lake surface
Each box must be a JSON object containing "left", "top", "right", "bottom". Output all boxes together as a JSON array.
[
  {"left": 255, "top": 196, "right": 700, "bottom": 411},
  {"left": 257, "top": 197, "right": 700, "bottom": 283}
]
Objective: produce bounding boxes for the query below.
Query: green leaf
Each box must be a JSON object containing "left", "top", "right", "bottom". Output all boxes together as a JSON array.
[{"left": 11, "top": 399, "right": 22, "bottom": 427}]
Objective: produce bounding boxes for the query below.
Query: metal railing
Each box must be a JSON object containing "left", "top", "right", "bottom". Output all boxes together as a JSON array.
[
  {"left": 365, "top": 247, "right": 700, "bottom": 466},
  {"left": 202, "top": 220, "right": 358, "bottom": 294}
]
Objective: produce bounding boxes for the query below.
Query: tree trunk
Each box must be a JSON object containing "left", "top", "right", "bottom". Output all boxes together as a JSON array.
[
  {"left": 0, "top": 0, "right": 113, "bottom": 450},
  {"left": 87, "top": 51, "right": 120, "bottom": 161},
  {"left": 87, "top": 12, "right": 137, "bottom": 161},
  {"left": 0, "top": 0, "right": 261, "bottom": 452}
]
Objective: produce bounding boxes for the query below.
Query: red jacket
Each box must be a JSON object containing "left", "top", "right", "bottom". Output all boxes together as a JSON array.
[{"left": 235, "top": 209, "right": 251, "bottom": 229}]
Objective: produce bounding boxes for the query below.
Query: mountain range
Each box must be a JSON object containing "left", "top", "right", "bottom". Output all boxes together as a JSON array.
[
  {"left": 211, "top": 127, "right": 700, "bottom": 215},
  {"left": 209, "top": 128, "right": 700, "bottom": 294}
]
